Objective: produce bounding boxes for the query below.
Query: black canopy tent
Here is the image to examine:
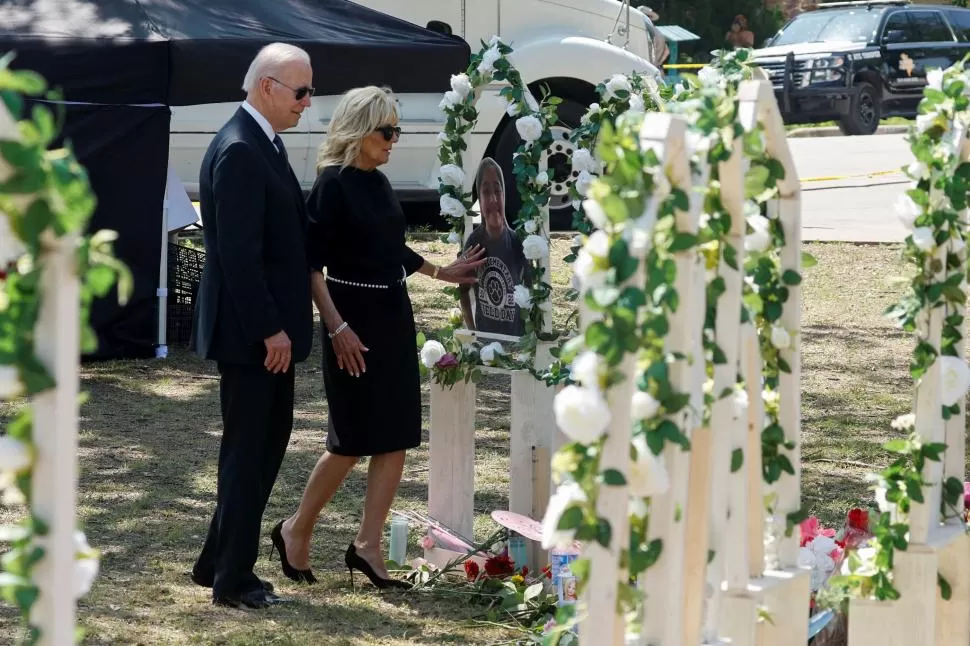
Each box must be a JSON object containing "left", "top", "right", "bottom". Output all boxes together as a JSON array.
[{"left": 0, "top": 0, "right": 470, "bottom": 359}]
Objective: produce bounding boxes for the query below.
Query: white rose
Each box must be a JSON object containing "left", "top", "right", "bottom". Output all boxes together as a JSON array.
[
  {"left": 575, "top": 170, "right": 594, "bottom": 197},
  {"left": 522, "top": 234, "right": 549, "bottom": 260},
  {"left": 450, "top": 73, "right": 473, "bottom": 99},
  {"left": 541, "top": 481, "right": 587, "bottom": 549},
  {"left": 506, "top": 99, "right": 520, "bottom": 118},
  {"left": 570, "top": 351, "right": 602, "bottom": 389},
  {"left": 513, "top": 284, "right": 533, "bottom": 309},
  {"left": 810, "top": 535, "right": 838, "bottom": 559},
  {"left": 0, "top": 435, "right": 30, "bottom": 473},
  {"left": 628, "top": 94, "right": 646, "bottom": 114},
  {"left": 438, "top": 164, "right": 465, "bottom": 188},
  {"left": 534, "top": 171, "right": 549, "bottom": 187},
  {"left": 745, "top": 214, "right": 771, "bottom": 253},
  {"left": 515, "top": 352, "right": 532, "bottom": 364},
  {"left": 554, "top": 385, "right": 611, "bottom": 444},
  {"left": 604, "top": 73, "right": 633, "bottom": 100},
  {"left": 515, "top": 115, "right": 544, "bottom": 144},
  {"left": 697, "top": 66, "right": 722, "bottom": 87},
  {"left": 0, "top": 214, "right": 25, "bottom": 267},
  {"left": 74, "top": 531, "right": 99, "bottom": 599},
  {"left": 439, "top": 194, "right": 466, "bottom": 219},
  {"left": 623, "top": 223, "right": 651, "bottom": 255},
  {"left": 586, "top": 229, "right": 610, "bottom": 258},
  {"left": 746, "top": 228, "right": 771, "bottom": 253},
  {"left": 573, "top": 250, "right": 607, "bottom": 290},
  {"left": 907, "top": 161, "right": 930, "bottom": 181},
  {"left": 911, "top": 226, "right": 935, "bottom": 251},
  {"left": 437, "top": 131, "right": 449, "bottom": 143},
  {"left": 580, "top": 103, "right": 600, "bottom": 126},
  {"left": 891, "top": 413, "right": 916, "bottom": 431},
  {"left": 439, "top": 90, "right": 462, "bottom": 111},
  {"left": 939, "top": 355, "right": 970, "bottom": 407},
  {"left": 895, "top": 194, "right": 922, "bottom": 230},
  {"left": 0, "top": 365, "right": 24, "bottom": 401},
  {"left": 480, "top": 341, "right": 505, "bottom": 365},
  {"left": 420, "top": 340, "right": 447, "bottom": 368},
  {"left": 489, "top": 35, "right": 503, "bottom": 47},
  {"left": 928, "top": 68, "right": 944, "bottom": 92},
  {"left": 447, "top": 231, "right": 461, "bottom": 244},
  {"left": 571, "top": 148, "right": 599, "bottom": 175},
  {"left": 582, "top": 199, "right": 609, "bottom": 229},
  {"left": 732, "top": 386, "right": 749, "bottom": 420},
  {"left": 916, "top": 112, "right": 936, "bottom": 134},
  {"left": 524, "top": 219, "right": 538, "bottom": 234},
  {"left": 631, "top": 391, "right": 660, "bottom": 420},
  {"left": 770, "top": 326, "right": 791, "bottom": 350},
  {"left": 478, "top": 46, "right": 502, "bottom": 76},
  {"left": 628, "top": 436, "right": 669, "bottom": 498},
  {"left": 629, "top": 497, "right": 649, "bottom": 519}
]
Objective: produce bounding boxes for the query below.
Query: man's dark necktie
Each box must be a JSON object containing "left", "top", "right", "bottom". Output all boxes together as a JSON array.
[{"left": 273, "top": 134, "right": 288, "bottom": 164}]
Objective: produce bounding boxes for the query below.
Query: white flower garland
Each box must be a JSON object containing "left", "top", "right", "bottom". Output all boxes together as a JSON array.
[
  {"left": 0, "top": 59, "right": 115, "bottom": 640},
  {"left": 433, "top": 37, "right": 558, "bottom": 365}
]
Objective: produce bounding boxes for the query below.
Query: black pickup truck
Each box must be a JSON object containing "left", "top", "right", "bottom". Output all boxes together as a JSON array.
[{"left": 754, "top": 0, "right": 970, "bottom": 135}]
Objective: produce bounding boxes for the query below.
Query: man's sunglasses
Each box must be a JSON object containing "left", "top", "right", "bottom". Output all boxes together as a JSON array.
[
  {"left": 375, "top": 125, "right": 402, "bottom": 141},
  {"left": 267, "top": 76, "right": 314, "bottom": 101}
]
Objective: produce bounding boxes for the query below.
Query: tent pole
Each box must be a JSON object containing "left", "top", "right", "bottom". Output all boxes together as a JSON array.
[{"left": 156, "top": 197, "right": 169, "bottom": 359}]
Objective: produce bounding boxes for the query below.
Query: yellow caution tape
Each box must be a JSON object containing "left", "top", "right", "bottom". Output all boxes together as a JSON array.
[
  {"left": 800, "top": 169, "right": 901, "bottom": 183},
  {"left": 663, "top": 63, "right": 706, "bottom": 69}
]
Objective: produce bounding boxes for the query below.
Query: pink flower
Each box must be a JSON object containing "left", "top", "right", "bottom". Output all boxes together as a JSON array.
[
  {"left": 799, "top": 516, "right": 834, "bottom": 547},
  {"left": 419, "top": 534, "right": 435, "bottom": 551},
  {"left": 964, "top": 482, "right": 970, "bottom": 509},
  {"left": 435, "top": 353, "right": 459, "bottom": 369}
]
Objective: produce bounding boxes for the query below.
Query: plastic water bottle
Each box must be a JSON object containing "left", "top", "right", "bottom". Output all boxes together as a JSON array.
[
  {"left": 509, "top": 535, "right": 528, "bottom": 570},
  {"left": 388, "top": 516, "right": 409, "bottom": 566}
]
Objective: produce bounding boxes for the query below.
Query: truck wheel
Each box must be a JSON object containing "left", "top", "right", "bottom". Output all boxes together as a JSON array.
[
  {"left": 838, "top": 82, "right": 880, "bottom": 136},
  {"left": 493, "top": 97, "right": 588, "bottom": 231}
]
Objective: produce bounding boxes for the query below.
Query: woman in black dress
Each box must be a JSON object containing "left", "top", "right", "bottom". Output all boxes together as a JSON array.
[{"left": 270, "top": 86, "right": 483, "bottom": 588}]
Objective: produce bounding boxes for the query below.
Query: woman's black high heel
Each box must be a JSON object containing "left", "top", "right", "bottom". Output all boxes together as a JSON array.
[
  {"left": 269, "top": 521, "right": 318, "bottom": 584},
  {"left": 344, "top": 544, "right": 411, "bottom": 590}
]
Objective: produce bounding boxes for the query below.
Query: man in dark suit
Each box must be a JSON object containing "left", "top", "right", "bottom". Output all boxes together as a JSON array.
[{"left": 189, "top": 43, "right": 314, "bottom": 609}]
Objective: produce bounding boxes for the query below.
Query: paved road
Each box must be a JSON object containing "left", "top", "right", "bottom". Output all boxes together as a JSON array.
[{"left": 789, "top": 134, "right": 911, "bottom": 243}]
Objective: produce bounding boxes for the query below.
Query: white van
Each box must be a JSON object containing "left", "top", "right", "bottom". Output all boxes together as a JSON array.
[{"left": 168, "top": 0, "right": 662, "bottom": 227}]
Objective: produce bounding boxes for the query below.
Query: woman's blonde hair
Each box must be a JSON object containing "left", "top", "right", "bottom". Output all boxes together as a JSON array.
[{"left": 316, "top": 86, "right": 399, "bottom": 172}]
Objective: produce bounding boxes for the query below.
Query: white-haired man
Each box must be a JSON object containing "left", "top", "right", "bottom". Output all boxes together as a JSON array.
[{"left": 190, "top": 43, "right": 314, "bottom": 609}]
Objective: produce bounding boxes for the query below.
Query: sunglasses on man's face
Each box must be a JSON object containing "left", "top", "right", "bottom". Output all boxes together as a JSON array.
[
  {"left": 375, "top": 125, "right": 402, "bottom": 141},
  {"left": 267, "top": 76, "right": 314, "bottom": 101}
]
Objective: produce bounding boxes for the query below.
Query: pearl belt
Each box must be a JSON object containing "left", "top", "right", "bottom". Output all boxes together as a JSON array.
[{"left": 326, "top": 268, "right": 406, "bottom": 289}]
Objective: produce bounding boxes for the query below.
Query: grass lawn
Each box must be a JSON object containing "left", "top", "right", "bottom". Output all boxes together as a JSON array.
[{"left": 0, "top": 239, "right": 934, "bottom": 644}]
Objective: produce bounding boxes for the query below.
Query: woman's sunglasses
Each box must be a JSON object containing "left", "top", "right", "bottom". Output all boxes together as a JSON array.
[
  {"left": 375, "top": 125, "right": 402, "bottom": 141},
  {"left": 267, "top": 76, "right": 314, "bottom": 101}
]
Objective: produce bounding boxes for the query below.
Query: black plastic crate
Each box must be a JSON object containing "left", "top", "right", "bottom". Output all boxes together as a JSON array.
[{"left": 167, "top": 242, "right": 205, "bottom": 346}]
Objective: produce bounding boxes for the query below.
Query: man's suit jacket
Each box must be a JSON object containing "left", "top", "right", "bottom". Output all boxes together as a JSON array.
[{"left": 191, "top": 107, "right": 313, "bottom": 366}]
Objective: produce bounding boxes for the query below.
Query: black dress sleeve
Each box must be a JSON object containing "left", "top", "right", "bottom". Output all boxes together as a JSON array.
[
  {"left": 306, "top": 169, "right": 342, "bottom": 273},
  {"left": 402, "top": 245, "right": 424, "bottom": 276}
]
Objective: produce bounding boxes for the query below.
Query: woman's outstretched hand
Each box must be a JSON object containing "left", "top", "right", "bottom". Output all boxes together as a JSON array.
[{"left": 437, "top": 245, "right": 486, "bottom": 284}]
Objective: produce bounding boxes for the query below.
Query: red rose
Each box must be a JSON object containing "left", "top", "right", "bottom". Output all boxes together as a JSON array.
[
  {"left": 520, "top": 566, "right": 529, "bottom": 577},
  {"left": 435, "top": 353, "right": 459, "bottom": 369},
  {"left": 484, "top": 554, "right": 515, "bottom": 578},
  {"left": 464, "top": 560, "right": 480, "bottom": 581},
  {"left": 542, "top": 565, "right": 552, "bottom": 579},
  {"left": 847, "top": 509, "right": 869, "bottom": 531}
]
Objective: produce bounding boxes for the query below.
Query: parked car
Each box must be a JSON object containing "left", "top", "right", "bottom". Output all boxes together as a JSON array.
[
  {"left": 753, "top": 0, "right": 970, "bottom": 135},
  {"left": 168, "top": 0, "right": 664, "bottom": 230}
]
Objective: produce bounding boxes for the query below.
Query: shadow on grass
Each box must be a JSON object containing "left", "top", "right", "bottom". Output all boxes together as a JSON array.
[{"left": 0, "top": 337, "right": 519, "bottom": 645}]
